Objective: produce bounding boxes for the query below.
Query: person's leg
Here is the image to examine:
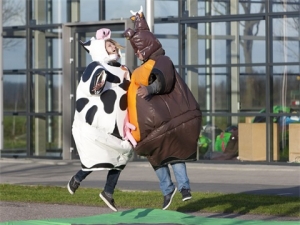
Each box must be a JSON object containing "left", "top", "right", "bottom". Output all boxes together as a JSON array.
[
  {"left": 155, "top": 165, "right": 177, "bottom": 210},
  {"left": 67, "top": 169, "right": 92, "bottom": 195},
  {"left": 155, "top": 165, "right": 175, "bottom": 196},
  {"left": 171, "top": 162, "right": 192, "bottom": 201},
  {"left": 100, "top": 169, "right": 122, "bottom": 212},
  {"left": 74, "top": 170, "right": 92, "bottom": 182},
  {"left": 170, "top": 162, "right": 190, "bottom": 191},
  {"left": 104, "top": 169, "right": 122, "bottom": 195}
]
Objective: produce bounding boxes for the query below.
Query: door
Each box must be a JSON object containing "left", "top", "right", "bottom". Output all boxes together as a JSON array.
[{"left": 62, "top": 20, "right": 135, "bottom": 160}]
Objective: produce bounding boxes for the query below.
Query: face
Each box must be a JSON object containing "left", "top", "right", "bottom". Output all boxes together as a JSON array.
[
  {"left": 135, "top": 50, "right": 144, "bottom": 61},
  {"left": 105, "top": 41, "right": 117, "bottom": 55}
]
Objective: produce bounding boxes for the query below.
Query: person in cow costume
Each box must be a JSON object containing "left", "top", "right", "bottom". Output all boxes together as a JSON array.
[
  {"left": 67, "top": 28, "right": 136, "bottom": 212},
  {"left": 123, "top": 7, "right": 202, "bottom": 210}
]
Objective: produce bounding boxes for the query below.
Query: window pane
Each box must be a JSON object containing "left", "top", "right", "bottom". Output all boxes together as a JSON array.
[
  {"left": 197, "top": 67, "right": 207, "bottom": 110},
  {"left": 31, "top": 115, "right": 62, "bottom": 158},
  {"left": 32, "top": 0, "right": 67, "bottom": 24},
  {"left": 183, "top": 20, "right": 266, "bottom": 66},
  {"left": 182, "top": 0, "right": 265, "bottom": 16},
  {"left": 52, "top": 29, "right": 63, "bottom": 68},
  {"left": 80, "top": 0, "right": 99, "bottom": 22},
  {"left": 272, "top": 0, "right": 300, "bottom": 13},
  {"left": 31, "top": 73, "right": 47, "bottom": 113},
  {"left": 32, "top": 28, "right": 62, "bottom": 69},
  {"left": 3, "top": 35, "right": 26, "bottom": 70},
  {"left": 273, "top": 66, "right": 300, "bottom": 109},
  {"left": 240, "top": 67, "right": 266, "bottom": 110},
  {"left": 3, "top": 74, "right": 27, "bottom": 112},
  {"left": 2, "top": 0, "right": 26, "bottom": 26},
  {"left": 272, "top": 17, "right": 300, "bottom": 63},
  {"left": 238, "top": 0, "right": 266, "bottom": 14},
  {"left": 106, "top": 0, "right": 146, "bottom": 20},
  {"left": 81, "top": 0, "right": 146, "bottom": 21},
  {"left": 199, "top": 115, "right": 288, "bottom": 162},
  {"left": 183, "top": 66, "right": 232, "bottom": 111},
  {"left": 49, "top": 73, "right": 63, "bottom": 113},
  {"left": 155, "top": 0, "right": 178, "bottom": 18},
  {"left": 206, "top": 68, "right": 228, "bottom": 110},
  {"left": 199, "top": 116, "right": 239, "bottom": 160},
  {"left": 53, "top": 0, "right": 67, "bottom": 23},
  {"left": 3, "top": 115, "right": 27, "bottom": 151},
  {"left": 155, "top": 23, "right": 179, "bottom": 65},
  {"left": 239, "top": 20, "right": 266, "bottom": 64},
  {"left": 209, "top": 22, "right": 232, "bottom": 65},
  {"left": 184, "top": 23, "right": 205, "bottom": 65},
  {"left": 31, "top": 73, "right": 62, "bottom": 113}
]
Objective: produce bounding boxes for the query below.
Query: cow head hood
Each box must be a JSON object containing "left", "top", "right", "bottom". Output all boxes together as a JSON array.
[
  {"left": 123, "top": 6, "right": 164, "bottom": 61},
  {"left": 80, "top": 28, "right": 120, "bottom": 63}
]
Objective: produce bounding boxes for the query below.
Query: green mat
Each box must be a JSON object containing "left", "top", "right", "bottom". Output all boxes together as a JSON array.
[{"left": 1, "top": 208, "right": 298, "bottom": 225}]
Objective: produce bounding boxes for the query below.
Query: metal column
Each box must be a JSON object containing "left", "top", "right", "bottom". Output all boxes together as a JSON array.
[
  {"left": 186, "top": 0, "right": 199, "bottom": 102},
  {"left": 230, "top": 0, "right": 240, "bottom": 125},
  {"left": 146, "top": 0, "right": 154, "bottom": 32},
  {"left": 0, "top": 0, "right": 3, "bottom": 152}
]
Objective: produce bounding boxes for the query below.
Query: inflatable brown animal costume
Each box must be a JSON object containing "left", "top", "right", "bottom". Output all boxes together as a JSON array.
[
  {"left": 123, "top": 7, "right": 202, "bottom": 169},
  {"left": 123, "top": 6, "right": 202, "bottom": 210}
]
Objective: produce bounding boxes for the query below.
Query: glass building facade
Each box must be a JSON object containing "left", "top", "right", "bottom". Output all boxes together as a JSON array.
[{"left": 1, "top": 0, "right": 299, "bottom": 162}]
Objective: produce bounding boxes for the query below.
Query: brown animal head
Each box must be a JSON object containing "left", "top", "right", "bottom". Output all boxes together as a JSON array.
[{"left": 123, "top": 6, "right": 162, "bottom": 61}]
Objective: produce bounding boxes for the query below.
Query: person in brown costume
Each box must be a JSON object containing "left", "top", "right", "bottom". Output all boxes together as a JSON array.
[{"left": 123, "top": 6, "right": 202, "bottom": 210}]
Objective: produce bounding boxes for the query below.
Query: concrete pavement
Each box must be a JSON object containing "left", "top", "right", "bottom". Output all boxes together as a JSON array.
[
  {"left": 0, "top": 158, "right": 299, "bottom": 222},
  {"left": 1, "top": 158, "right": 299, "bottom": 196}
]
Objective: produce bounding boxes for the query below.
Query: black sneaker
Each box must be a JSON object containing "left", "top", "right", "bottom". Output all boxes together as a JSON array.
[
  {"left": 181, "top": 188, "right": 192, "bottom": 201},
  {"left": 67, "top": 176, "right": 80, "bottom": 195},
  {"left": 100, "top": 191, "right": 118, "bottom": 212},
  {"left": 162, "top": 187, "right": 177, "bottom": 210}
]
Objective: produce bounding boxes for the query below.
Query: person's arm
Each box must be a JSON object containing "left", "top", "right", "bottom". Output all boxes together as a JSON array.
[
  {"left": 137, "top": 79, "right": 159, "bottom": 98},
  {"left": 137, "top": 56, "right": 177, "bottom": 98},
  {"left": 137, "top": 68, "right": 164, "bottom": 98}
]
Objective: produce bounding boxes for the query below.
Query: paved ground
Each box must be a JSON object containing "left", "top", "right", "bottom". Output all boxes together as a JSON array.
[
  {"left": 0, "top": 158, "right": 299, "bottom": 223},
  {"left": 1, "top": 158, "right": 299, "bottom": 197}
]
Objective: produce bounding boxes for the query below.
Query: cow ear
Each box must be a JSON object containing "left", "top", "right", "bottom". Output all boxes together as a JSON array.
[{"left": 79, "top": 39, "right": 91, "bottom": 53}]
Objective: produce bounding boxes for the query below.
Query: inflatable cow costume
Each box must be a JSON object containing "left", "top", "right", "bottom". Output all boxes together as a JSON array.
[{"left": 72, "top": 28, "right": 136, "bottom": 171}]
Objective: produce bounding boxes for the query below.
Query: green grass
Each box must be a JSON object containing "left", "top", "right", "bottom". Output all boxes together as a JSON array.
[{"left": 0, "top": 184, "right": 299, "bottom": 217}]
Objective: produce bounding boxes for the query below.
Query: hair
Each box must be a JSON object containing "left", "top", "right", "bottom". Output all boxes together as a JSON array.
[{"left": 105, "top": 39, "right": 124, "bottom": 57}]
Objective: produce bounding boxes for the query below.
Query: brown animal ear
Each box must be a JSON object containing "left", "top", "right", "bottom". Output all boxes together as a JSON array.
[
  {"left": 139, "top": 12, "right": 144, "bottom": 18},
  {"left": 130, "top": 15, "right": 136, "bottom": 21}
]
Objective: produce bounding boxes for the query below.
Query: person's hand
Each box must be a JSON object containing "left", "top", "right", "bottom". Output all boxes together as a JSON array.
[
  {"left": 124, "top": 122, "right": 137, "bottom": 147},
  {"left": 137, "top": 85, "right": 149, "bottom": 98},
  {"left": 123, "top": 71, "right": 130, "bottom": 81},
  {"left": 123, "top": 113, "right": 137, "bottom": 147}
]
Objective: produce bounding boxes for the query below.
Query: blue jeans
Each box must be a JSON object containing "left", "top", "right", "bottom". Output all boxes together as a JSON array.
[
  {"left": 74, "top": 169, "right": 121, "bottom": 195},
  {"left": 155, "top": 162, "right": 190, "bottom": 196}
]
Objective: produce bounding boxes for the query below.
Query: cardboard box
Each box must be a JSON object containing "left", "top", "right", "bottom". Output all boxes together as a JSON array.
[
  {"left": 289, "top": 124, "right": 300, "bottom": 163},
  {"left": 245, "top": 117, "right": 254, "bottom": 124},
  {"left": 238, "top": 123, "right": 279, "bottom": 161}
]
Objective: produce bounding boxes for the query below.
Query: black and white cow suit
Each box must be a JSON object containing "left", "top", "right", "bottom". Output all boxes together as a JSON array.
[{"left": 72, "top": 29, "right": 134, "bottom": 171}]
